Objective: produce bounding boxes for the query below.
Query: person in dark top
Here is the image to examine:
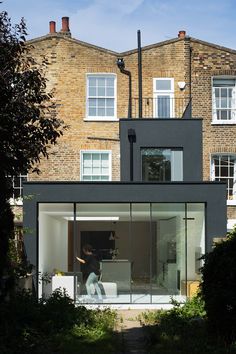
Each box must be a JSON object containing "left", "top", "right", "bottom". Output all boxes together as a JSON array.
[{"left": 76, "top": 244, "right": 102, "bottom": 301}]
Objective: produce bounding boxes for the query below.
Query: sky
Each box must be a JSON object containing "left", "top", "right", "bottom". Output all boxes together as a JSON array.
[{"left": 2, "top": 0, "right": 236, "bottom": 52}]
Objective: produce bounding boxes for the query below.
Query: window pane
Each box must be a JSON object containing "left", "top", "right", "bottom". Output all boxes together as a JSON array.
[
  {"left": 213, "top": 78, "right": 236, "bottom": 87},
  {"left": 83, "top": 154, "right": 91, "bottom": 166},
  {"left": 156, "top": 79, "right": 172, "bottom": 91},
  {"left": 88, "top": 98, "right": 97, "bottom": 107},
  {"left": 157, "top": 96, "right": 170, "bottom": 118},
  {"left": 89, "top": 87, "right": 96, "bottom": 96},
  {"left": 101, "top": 167, "right": 109, "bottom": 174},
  {"left": 101, "top": 154, "right": 109, "bottom": 165},
  {"left": 106, "top": 98, "right": 114, "bottom": 107},
  {"left": 221, "top": 110, "right": 228, "bottom": 119},
  {"left": 221, "top": 98, "right": 227, "bottom": 108},
  {"left": 98, "top": 78, "right": 105, "bottom": 86},
  {"left": 89, "top": 77, "right": 96, "bottom": 86},
  {"left": 101, "top": 176, "right": 109, "bottom": 180},
  {"left": 82, "top": 176, "right": 92, "bottom": 181},
  {"left": 14, "top": 177, "right": 20, "bottom": 188},
  {"left": 106, "top": 108, "right": 114, "bottom": 116},
  {"left": 83, "top": 167, "right": 92, "bottom": 174},
  {"left": 215, "top": 88, "right": 219, "bottom": 97},
  {"left": 221, "top": 167, "right": 228, "bottom": 177},
  {"left": 92, "top": 175, "right": 101, "bottom": 180},
  {"left": 98, "top": 108, "right": 105, "bottom": 116},
  {"left": 106, "top": 88, "right": 114, "bottom": 96},
  {"left": 98, "top": 87, "right": 105, "bottom": 96},
  {"left": 92, "top": 154, "right": 100, "bottom": 166},
  {"left": 88, "top": 107, "right": 96, "bottom": 116},
  {"left": 98, "top": 98, "right": 105, "bottom": 107},
  {"left": 107, "top": 78, "right": 115, "bottom": 86}
]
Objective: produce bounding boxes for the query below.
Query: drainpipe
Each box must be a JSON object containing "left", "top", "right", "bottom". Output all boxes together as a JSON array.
[
  {"left": 117, "top": 58, "right": 132, "bottom": 118},
  {"left": 137, "top": 30, "right": 143, "bottom": 118},
  {"left": 128, "top": 129, "right": 136, "bottom": 181}
]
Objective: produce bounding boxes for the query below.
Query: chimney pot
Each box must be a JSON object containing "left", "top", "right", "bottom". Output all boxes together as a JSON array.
[
  {"left": 49, "top": 21, "right": 56, "bottom": 34},
  {"left": 61, "top": 16, "right": 70, "bottom": 32},
  {"left": 178, "top": 30, "right": 186, "bottom": 39}
]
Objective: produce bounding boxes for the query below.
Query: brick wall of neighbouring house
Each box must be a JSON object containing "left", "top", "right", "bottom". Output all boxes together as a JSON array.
[
  {"left": 27, "top": 34, "right": 188, "bottom": 182},
  {"left": 27, "top": 31, "right": 236, "bottom": 219},
  {"left": 190, "top": 40, "right": 236, "bottom": 219},
  {"left": 28, "top": 35, "right": 121, "bottom": 181}
]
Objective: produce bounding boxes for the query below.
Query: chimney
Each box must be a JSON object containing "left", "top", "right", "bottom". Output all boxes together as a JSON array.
[
  {"left": 49, "top": 21, "right": 56, "bottom": 34},
  {"left": 178, "top": 30, "right": 186, "bottom": 39},
  {"left": 61, "top": 16, "right": 70, "bottom": 31}
]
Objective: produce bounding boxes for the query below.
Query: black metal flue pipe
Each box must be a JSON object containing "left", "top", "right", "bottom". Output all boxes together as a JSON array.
[{"left": 137, "top": 30, "right": 143, "bottom": 118}]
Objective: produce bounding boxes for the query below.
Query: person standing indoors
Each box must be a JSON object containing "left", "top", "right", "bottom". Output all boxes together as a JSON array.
[{"left": 76, "top": 244, "right": 102, "bottom": 302}]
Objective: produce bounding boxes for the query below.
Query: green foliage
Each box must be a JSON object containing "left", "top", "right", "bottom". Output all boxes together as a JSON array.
[
  {"left": 0, "top": 9, "right": 67, "bottom": 299},
  {"left": 0, "top": 289, "right": 118, "bottom": 354},
  {"left": 139, "top": 296, "right": 236, "bottom": 354},
  {"left": 200, "top": 227, "right": 236, "bottom": 344}
]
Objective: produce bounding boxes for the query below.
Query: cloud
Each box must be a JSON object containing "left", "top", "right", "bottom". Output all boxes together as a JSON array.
[{"left": 2, "top": 0, "right": 236, "bottom": 51}]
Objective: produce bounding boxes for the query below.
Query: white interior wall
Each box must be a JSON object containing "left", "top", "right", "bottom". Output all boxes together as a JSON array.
[{"left": 39, "top": 214, "right": 68, "bottom": 274}]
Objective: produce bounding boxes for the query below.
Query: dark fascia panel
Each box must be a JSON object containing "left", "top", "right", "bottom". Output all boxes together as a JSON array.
[
  {"left": 119, "top": 119, "right": 203, "bottom": 182},
  {"left": 23, "top": 181, "right": 227, "bottom": 259}
]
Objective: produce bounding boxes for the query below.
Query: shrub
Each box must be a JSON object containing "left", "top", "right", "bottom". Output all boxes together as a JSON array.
[
  {"left": 0, "top": 289, "right": 118, "bottom": 354},
  {"left": 200, "top": 228, "right": 236, "bottom": 344}
]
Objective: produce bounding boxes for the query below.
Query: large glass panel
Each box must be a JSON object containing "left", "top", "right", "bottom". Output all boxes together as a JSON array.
[
  {"left": 186, "top": 204, "right": 205, "bottom": 298},
  {"left": 38, "top": 203, "right": 75, "bottom": 300},
  {"left": 131, "top": 204, "right": 151, "bottom": 303},
  {"left": 151, "top": 203, "right": 186, "bottom": 303},
  {"left": 75, "top": 203, "right": 131, "bottom": 304},
  {"left": 141, "top": 148, "right": 183, "bottom": 182}
]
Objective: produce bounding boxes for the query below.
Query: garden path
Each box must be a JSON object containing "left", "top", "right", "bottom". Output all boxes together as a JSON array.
[{"left": 116, "top": 310, "right": 149, "bottom": 354}]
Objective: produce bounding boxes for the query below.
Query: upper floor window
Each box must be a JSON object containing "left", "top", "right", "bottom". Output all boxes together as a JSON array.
[
  {"left": 211, "top": 154, "right": 236, "bottom": 200},
  {"left": 80, "top": 150, "right": 112, "bottom": 181},
  {"left": 7, "top": 173, "right": 27, "bottom": 204},
  {"left": 153, "top": 78, "right": 174, "bottom": 118},
  {"left": 141, "top": 148, "right": 183, "bottom": 181},
  {"left": 212, "top": 78, "right": 236, "bottom": 123},
  {"left": 86, "top": 74, "right": 116, "bottom": 120}
]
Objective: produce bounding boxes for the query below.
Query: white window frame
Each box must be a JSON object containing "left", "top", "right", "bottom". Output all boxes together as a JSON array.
[
  {"left": 153, "top": 78, "right": 175, "bottom": 118},
  {"left": 210, "top": 154, "right": 236, "bottom": 202},
  {"left": 8, "top": 173, "right": 28, "bottom": 205},
  {"left": 85, "top": 73, "right": 117, "bottom": 121},
  {"left": 80, "top": 150, "right": 112, "bottom": 181},
  {"left": 212, "top": 76, "right": 236, "bottom": 124}
]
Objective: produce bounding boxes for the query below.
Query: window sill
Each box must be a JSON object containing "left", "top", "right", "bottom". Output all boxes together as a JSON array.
[
  {"left": 84, "top": 118, "right": 119, "bottom": 122},
  {"left": 227, "top": 200, "right": 236, "bottom": 206},
  {"left": 211, "top": 120, "right": 236, "bottom": 125}
]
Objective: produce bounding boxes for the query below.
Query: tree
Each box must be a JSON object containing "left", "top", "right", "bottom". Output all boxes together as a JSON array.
[
  {"left": 200, "top": 228, "right": 236, "bottom": 345},
  {"left": 0, "top": 11, "right": 66, "bottom": 299}
]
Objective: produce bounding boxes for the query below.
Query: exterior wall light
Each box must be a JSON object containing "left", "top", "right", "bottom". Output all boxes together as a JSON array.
[{"left": 178, "top": 81, "right": 186, "bottom": 90}]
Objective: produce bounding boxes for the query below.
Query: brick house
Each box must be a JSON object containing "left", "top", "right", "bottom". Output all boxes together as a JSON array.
[{"left": 21, "top": 17, "right": 236, "bottom": 305}]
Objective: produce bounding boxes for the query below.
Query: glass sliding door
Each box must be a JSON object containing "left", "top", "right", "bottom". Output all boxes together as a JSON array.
[
  {"left": 185, "top": 203, "right": 205, "bottom": 298},
  {"left": 76, "top": 203, "right": 131, "bottom": 304},
  {"left": 38, "top": 202, "right": 205, "bottom": 304},
  {"left": 151, "top": 203, "right": 186, "bottom": 303},
  {"left": 131, "top": 204, "right": 151, "bottom": 303},
  {"left": 38, "top": 203, "right": 74, "bottom": 299}
]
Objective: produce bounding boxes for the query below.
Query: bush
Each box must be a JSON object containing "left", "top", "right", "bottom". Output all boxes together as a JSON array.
[
  {"left": 200, "top": 228, "right": 236, "bottom": 344},
  {"left": 0, "top": 289, "right": 118, "bottom": 354},
  {"left": 140, "top": 297, "right": 235, "bottom": 354}
]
